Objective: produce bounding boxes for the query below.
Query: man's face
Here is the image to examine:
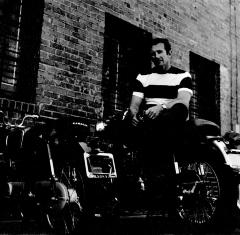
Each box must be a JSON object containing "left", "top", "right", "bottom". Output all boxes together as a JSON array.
[{"left": 151, "top": 42, "right": 171, "bottom": 70}]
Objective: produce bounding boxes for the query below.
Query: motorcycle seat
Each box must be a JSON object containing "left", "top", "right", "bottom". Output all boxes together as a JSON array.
[{"left": 186, "top": 118, "right": 221, "bottom": 137}]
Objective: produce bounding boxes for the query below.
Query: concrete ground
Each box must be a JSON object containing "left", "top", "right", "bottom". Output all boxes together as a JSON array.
[{"left": 0, "top": 213, "right": 240, "bottom": 235}]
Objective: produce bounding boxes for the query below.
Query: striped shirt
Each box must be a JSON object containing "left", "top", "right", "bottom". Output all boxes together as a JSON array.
[{"left": 132, "top": 67, "right": 193, "bottom": 106}]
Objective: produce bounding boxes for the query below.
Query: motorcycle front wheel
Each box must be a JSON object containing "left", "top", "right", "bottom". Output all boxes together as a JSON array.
[
  {"left": 45, "top": 165, "right": 86, "bottom": 234},
  {"left": 45, "top": 200, "right": 83, "bottom": 235},
  {"left": 175, "top": 160, "right": 237, "bottom": 233}
]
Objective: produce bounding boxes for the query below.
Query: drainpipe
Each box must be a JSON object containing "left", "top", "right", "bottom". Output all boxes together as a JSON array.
[
  {"left": 234, "top": 0, "right": 239, "bottom": 133},
  {"left": 230, "top": 0, "right": 234, "bottom": 130}
]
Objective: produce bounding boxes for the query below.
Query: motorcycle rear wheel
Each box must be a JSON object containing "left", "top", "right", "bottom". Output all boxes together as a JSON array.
[{"left": 176, "top": 160, "right": 236, "bottom": 232}]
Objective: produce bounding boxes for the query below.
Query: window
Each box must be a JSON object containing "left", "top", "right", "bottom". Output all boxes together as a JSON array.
[
  {"left": 190, "top": 52, "right": 220, "bottom": 125},
  {"left": 0, "top": 0, "right": 43, "bottom": 102},
  {"left": 102, "top": 13, "right": 152, "bottom": 117}
]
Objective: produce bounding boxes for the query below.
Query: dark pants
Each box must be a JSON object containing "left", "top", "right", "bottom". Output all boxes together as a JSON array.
[{"left": 131, "top": 103, "right": 188, "bottom": 174}]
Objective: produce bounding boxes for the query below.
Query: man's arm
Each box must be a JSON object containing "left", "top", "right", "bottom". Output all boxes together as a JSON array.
[
  {"left": 145, "top": 91, "right": 192, "bottom": 120},
  {"left": 165, "top": 90, "right": 192, "bottom": 110},
  {"left": 130, "top": 95, "right": 142, "bottom": 115},
  {"left": 166, "top": 74, "right": 192, "bottom": 110},
  {"left": 129, "top": 95, "right": 143, "bottom": 126}
]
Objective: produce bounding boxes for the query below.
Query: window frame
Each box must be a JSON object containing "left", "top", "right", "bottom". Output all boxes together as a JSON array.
[
  {"left": 189, "top": 52, "right": 220, "bottom": 125},
  {"left": 102, "top": 13, "right": 152, "bottom": 118},
  {"left": 0, "top": 0, "right": 43, "bottom": 102}
]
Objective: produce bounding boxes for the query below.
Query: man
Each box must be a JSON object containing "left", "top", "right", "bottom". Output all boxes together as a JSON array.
[{"left": 129, "top": 37, "right": 193, "bottom": 172}]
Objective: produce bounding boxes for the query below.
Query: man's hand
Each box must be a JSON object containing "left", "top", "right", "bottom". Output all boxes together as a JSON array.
[
  {"left": 145, "top": 105, "right": 164, "bottom": 120},
  {"left": 131, "top": 114, "right": 140, "bottom": 127}
]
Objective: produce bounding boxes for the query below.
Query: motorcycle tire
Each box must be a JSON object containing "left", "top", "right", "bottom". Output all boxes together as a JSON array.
[
  {"left": 175, "top": 159, "right": 237, "bottom": 233},
  {"left": 45, "top": 200, "right": 83, "bottom": 235},
  {"left": 50, "top": 164, "right": 86, "bottom": 234}
]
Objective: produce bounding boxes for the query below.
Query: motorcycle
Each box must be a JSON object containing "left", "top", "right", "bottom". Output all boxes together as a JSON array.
[
  {"left": 86, "top": 110, "right": 240, "bottom": 233},
  {"left": 0, "top": 112, "right": 84, "bottom": 234},
  {"left": 2, "top": 108, "right": 239, "bottom": 234}
]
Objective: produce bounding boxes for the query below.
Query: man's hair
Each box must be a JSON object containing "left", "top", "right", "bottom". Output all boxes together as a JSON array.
[{"left": 152, "top": 38, "right": 171, "bottom": 54}]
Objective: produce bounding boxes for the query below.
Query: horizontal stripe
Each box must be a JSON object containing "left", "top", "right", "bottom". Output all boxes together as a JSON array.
[
  {"left": 133, "top": 91, "right": 144, "bottom": 98},
  {"left": 137, "top": 72, "right": 191, "bottom": 87},
  {"left": 133, "top": 70, "right": 193, "bottom": 104},
  {"left": 178, "top": 87, "right": 193, "bottom": 95},
  {"left": 145, "top": 98, "right": 172, "bottom": 106},
  {"left": 145, "top": 85, "right": 178, "bottom": 98}
]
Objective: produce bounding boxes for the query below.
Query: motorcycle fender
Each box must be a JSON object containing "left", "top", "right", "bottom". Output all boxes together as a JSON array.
[
  {"left": 212, "top": 139, "right": 240, "bottom": 210},
  {"left": 34, "top": 181, "right": 69, "bottom": 211},
  {"left": 212, "top": 139, "right": 240, "bottom": 169}
]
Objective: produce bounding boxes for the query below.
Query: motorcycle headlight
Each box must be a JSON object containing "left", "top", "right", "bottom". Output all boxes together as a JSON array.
[{"left": 96, "top": 121, "right": 107, "bottom": 132}]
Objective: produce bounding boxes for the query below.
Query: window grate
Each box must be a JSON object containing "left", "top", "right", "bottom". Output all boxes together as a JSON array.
[
  {"left": 190, "top": 52, "right": 220, "bottom": 125},
  {"left": 0, "top": 0, "right": 22, "bottom": 90},
  {"left": 0, "top": 0, "right": 44, "bottom": 102}
]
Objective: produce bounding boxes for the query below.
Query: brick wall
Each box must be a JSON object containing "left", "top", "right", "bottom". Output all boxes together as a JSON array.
[
  {"left": 12, "top": 0, "right": 240, "bottom": 132},
  {"left": 0, "top": 98, "right": 38, "bottom": 124},
  {"left": 37, "top": 0, "right": 105, "bottom": 125}
]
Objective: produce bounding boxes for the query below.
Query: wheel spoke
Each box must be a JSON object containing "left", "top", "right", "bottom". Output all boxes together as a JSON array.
[{"left": 176, "top": 161, "right": 220, "bottom": 225}]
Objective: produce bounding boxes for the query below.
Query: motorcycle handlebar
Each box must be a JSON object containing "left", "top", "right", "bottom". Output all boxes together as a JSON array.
[
  {"left": 18, "top": 114, "right": 39, "bottom": 127},
  {"left": 136, "top": 111, "right": 146, "bottom": 122},
  {"left": 121, "top": 109, "right": 146, "bottom": 123},
  {"left": 0, "top": 110, "right": 40, "bottom": 128}
]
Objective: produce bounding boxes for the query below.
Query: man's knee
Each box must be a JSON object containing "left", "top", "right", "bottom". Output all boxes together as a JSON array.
[
  {"left": 169, "top": 103, "right": 188, "bottom": 122},
  {"left": 158, "top": 103, "right": 188, "bottom": 128}
]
